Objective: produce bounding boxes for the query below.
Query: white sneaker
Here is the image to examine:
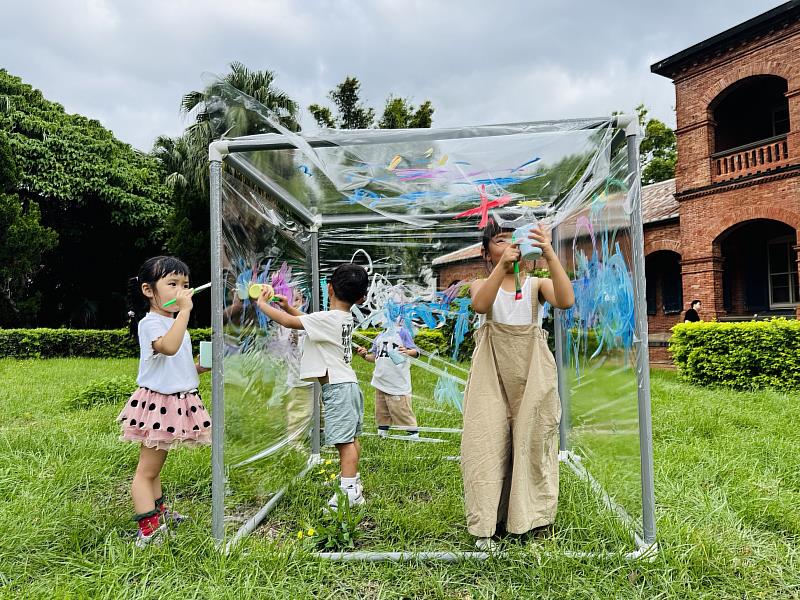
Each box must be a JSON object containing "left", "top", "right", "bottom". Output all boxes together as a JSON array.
[
  {"left": 377, "top": 429, "right": 389, "bottom": 438},
  {"left": 134, "top": 524, "right": 168, "bottom": 548},
  {"left": 327, "top": 483, "right": 365, "bottom": 510},
  {"left": 408, "top": 432, "right": 420, "bottom": 439},
  {"left": 475, "top": 537, "right": 497, "bottom": 551}
]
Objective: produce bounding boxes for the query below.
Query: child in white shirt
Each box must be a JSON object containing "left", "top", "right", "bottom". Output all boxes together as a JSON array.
[{"left": 258, "top": 264, "right": 369, "bottom": 509}]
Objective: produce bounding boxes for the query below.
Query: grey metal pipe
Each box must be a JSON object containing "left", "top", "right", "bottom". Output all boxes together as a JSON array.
[
  {"left": 310, "top": 230, "right": 322, "bottom": 458},
  {"left": 223, "top": 118, "right": 612, "bottom": 154},
  {"left": 209, "top": 159, "right": 225, "bottom": 543},
  {"left": 225, "top": 153, "right": 317, "bottom": 227},
  {"left": 625, "top": 131, "right": 657, "bottom": 545},
  {"left": 552, "top": 225, "right": 570, "bottom": 452},
  {"left": 321, "top": 211, "right": 463, "bottom": 227},
  {"left": 226, "top": 461, "right": 316, "bottom": 552}
]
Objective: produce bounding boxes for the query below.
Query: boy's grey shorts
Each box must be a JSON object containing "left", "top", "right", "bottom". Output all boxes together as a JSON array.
[{"left": 321, "top": 382, "right": 364, "bottom": 445}]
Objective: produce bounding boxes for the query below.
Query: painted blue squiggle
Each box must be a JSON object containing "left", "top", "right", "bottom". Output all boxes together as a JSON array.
[{"left": 558, "top": 185, "right": 635, "bottom": 377}]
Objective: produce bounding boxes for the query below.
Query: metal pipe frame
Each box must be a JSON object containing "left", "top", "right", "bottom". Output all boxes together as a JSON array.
[
  {"left": 625, "top": 130, "right": 658, "bottom": 546},
  {"left": 210, "top": 114, "right": 658, "bottom": 557},
  {"left": 210, "top": 159, "right": 225, "bottom": 543}
]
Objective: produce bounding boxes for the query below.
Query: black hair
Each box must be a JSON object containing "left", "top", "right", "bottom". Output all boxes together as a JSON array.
[
  {"left": 481, "top": 218, "right": 515, "bottom": 253},
  {"left": 330, "top": 263, "right": 369, "bottom": 305},
  {"left": 480, "top": 218, "right": 515, "bottom": 270},
  {"left": 691, "top": 299, "right": 701, "bottom": 308},
  {"left": 127, "top": 256, "right": 190, "bottom": 340}
]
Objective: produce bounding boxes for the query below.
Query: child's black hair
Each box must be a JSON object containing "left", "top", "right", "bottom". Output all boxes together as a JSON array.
[
  {"left": 481, "top": 218, "right": 515, "bottom": 261},
  {"left": 331, "top": 263, "right": 369, "bottom": 305},
  {"left": 691, "top": 299, "right": 701, "bottom": 308},
  {"left": 127, "top": 256, "right": 191, "bottom": 340}
]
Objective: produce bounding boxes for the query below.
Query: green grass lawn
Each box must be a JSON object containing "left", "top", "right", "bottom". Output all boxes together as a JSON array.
[{"left": 0, "top": 357, "right": 799, "bottom": 598}]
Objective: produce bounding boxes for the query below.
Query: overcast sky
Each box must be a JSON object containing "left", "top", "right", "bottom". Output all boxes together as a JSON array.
[{"left": 0, "top": 0, "right": 783, "bottom": 151}]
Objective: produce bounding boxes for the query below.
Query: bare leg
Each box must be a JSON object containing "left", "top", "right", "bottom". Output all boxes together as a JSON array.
[
  {"left": 131, "top": 446, "right": 168, "bottom": 514},
  {"left": 336, "top": 441, "right": 359, "bottom": 478}
]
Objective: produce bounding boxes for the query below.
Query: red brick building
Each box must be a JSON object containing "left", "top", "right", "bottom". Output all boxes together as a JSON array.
[{"left": 646, "top": 1, "right": 800, "bottom": 362}]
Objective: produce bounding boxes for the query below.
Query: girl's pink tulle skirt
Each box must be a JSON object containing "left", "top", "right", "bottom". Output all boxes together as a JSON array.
[{"left": 117, "top": 387, "right": 212, "bottom": 451}]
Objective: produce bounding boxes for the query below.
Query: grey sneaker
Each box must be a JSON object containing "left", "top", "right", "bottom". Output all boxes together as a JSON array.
[
  {"left": 160, "top": 507, "right": 189, "bottom": 526},
  {"left": 134, "top": 524, "right": 168, "bottom": 548},
  {"left": 475, "top": 537, "right": 498, "bottom": 551}
]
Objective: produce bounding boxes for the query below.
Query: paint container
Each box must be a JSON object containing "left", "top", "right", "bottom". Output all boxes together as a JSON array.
[
  {"left": 199, "top": 341, "right": 212, "bottom": 369},
  {"left": 512, "top": 224, "right": 543, "bottom": 261},
  {"left": 388, "top": 349, "right": 407, "bottom": 365}
]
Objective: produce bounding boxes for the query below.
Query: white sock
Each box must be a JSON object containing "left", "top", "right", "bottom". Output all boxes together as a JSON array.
[{"left": 340, "top": 476, "right": 358, "bottom": 488}]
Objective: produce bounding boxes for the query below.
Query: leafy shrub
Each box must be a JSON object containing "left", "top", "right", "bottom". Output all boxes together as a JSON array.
[
  {"left": 669, "top": 319, "right": 800, "bottom": 391},
  {"left": 353, "top": 328, "right": 448, "bottom": 355},
  {"left": 70, "top": 376, "right": 137, "bottom": 410},
  {"left": 0, "top": 328, "right": 211, "bottom": 359}
]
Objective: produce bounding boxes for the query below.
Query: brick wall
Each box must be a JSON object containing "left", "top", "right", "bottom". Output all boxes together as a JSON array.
[
  {"left": 664, "top": 17, "right": 800, "bottom": 322},
  {"left": 671, "top": 19, "right": 800, "bottom": 194}
]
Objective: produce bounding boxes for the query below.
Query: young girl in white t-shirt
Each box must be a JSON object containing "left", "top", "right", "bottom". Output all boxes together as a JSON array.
[{"left": 117, "top": 256, "right": 212, "bottom": 547}]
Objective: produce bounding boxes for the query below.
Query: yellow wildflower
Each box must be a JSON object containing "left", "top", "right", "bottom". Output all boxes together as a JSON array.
[
  {"left": 307, "top": 528, "right": 315, "bottom": 536},
  {"left": 297, "top": 531, "right": 304, "bottom": 539}
]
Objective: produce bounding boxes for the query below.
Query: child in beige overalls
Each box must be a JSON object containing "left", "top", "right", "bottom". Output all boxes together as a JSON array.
[{"left": 462, "top": 218, "right": 575, "bottom": 550}]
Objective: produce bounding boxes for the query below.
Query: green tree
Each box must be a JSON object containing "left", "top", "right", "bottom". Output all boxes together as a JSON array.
[
  {"left": 309, "top": 76, "right": 434, "bottom": 130},
  {"left": 0, "top": 131, "right": 58, "bottom": 325},
  {"left": 636, "top": 104, "right": 677, "bottom": 185},
  {"left": 0, "top": 69, "right": 170, "bottom": 327},
  {"left": 378, "top": 96, "right": 435, "bottom": 129},
  {"left": 154, "top": 62, "right": 302, "bottom": 314}
]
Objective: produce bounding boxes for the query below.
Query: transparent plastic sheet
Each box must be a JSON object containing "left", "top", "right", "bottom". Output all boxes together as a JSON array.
[
  {"left": 209, "top": 79, "right": 651, "bottom": 551},
  {"left": 220, "top": 169, "right": 314, "bottom": 533},
  {"left": 554, "top": 141, "right": 644, "bottom": 531}
]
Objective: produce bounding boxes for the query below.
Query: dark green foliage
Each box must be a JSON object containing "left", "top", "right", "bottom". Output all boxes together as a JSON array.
[
  {"left": 0, "top": 69, "right": 171, "bottom": 328},
  {"left": 69, "top": 376, "right": 137, "bottom": 410},
  {"left": 0, "top": 328, "right": 211, "bottom": 359},
  {"left": 637, "top": 104, "right": 676, "bottom": 185},
  {"left": 669, "top": 319, "right": 800, "bottom": 391},
  {"left": 354, "top": 328, "right": 448, "bottom": 355}
]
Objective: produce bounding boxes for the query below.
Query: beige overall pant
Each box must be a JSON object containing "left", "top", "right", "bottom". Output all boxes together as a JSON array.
[{"left": 461, "top": 277, "right": 561, "bottom": 537}]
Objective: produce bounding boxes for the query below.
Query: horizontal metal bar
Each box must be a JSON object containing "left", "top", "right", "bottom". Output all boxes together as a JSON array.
[
  {"left": 386, "top": 425, "right": 463, "bottom": 433},
  {"left": 225, "top": 153, "right": 317, "bottom": 227},
  {"left": 316, "top": 545, "right": 659, "bottom": 562},
  {"left": 321, "top": 211, "right": 464, "bottom": 226},
  {"left": 225, "top": 459, "right": 317, "bottom": 553},
  {"left": 224, "top": 118, "right": 613, "bottom": 154}
]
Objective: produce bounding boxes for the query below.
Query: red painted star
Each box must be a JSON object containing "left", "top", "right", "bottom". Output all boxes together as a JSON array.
[{"left": 454, "top": 185, "right": 512, "bottom": 228}]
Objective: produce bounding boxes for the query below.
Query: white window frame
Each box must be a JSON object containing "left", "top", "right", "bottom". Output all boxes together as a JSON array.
[{"left": 767, "top": 236, "right": 799, "bottom": 308}]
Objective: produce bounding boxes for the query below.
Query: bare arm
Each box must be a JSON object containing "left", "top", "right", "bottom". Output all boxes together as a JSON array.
[
  {"left": 153, "top": 289, "right": 193, "bottom": 356},
  {"left": 530, "top": 226, "right": 575, "bottom": 310},
  {"left": 356, "top": 346, "right": 376, "bottom": 363},
  {"left": 470, "top": 244, "right": 521, "bottom": 314},
  {"left": 257, "top": 290, "right": 305, "bottom": 330}
]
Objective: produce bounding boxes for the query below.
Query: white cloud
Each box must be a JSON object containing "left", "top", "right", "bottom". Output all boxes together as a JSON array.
[{"left": 0, "top": 0, "right": 781, "bottom": 150}]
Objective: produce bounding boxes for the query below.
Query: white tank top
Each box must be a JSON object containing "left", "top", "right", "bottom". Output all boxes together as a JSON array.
[{"left": 477, "top": 277, "right": 543, "bottom": 327}]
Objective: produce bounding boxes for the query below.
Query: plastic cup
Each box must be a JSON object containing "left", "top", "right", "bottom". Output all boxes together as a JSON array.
[
  {"left": 236, "top": 282, "right": 249, "bottom": 300},
  {"left": 512, "top": 224, "right": 543, "bottom": 261},
  {"left": 199, "top": 341, "right": 212, "bottom": 369}
]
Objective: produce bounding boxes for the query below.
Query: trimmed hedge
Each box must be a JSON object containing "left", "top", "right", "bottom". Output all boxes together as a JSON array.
[
  {"left": 352, "top": 328, "right": 449, "bottom": 356},
  {"left": 0, "top": 328, "right": 212, "bottom": 359},
  {"left": 669, "top": 319, "right": 800, "bottom": 391}
]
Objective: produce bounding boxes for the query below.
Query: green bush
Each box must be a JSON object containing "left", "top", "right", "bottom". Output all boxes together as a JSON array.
[
  {"left": 352, "top": 327, "right": 449, "bottom": 356},
  {"left": 669, "top": 319, "right": 800, "bottom": 391},
  {"left": 69, "top": 376, "right": 137, "bottom": 410},
  {"left": 0, "top": 328, "right": 211, "bottom": 359}
]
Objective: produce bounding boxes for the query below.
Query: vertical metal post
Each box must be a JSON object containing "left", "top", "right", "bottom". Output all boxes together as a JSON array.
[
  {"left": 625, "top": 128, "right": 657, "bottom": 545},
  {"left": 309, "top": 228, "right": 322, "bottom": 459},
  {"left": 209, "top": 159, "right": 225, "bottom": 544},
  {"left": 552, "top": 225, "right": 570, "bottom": 452}
]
